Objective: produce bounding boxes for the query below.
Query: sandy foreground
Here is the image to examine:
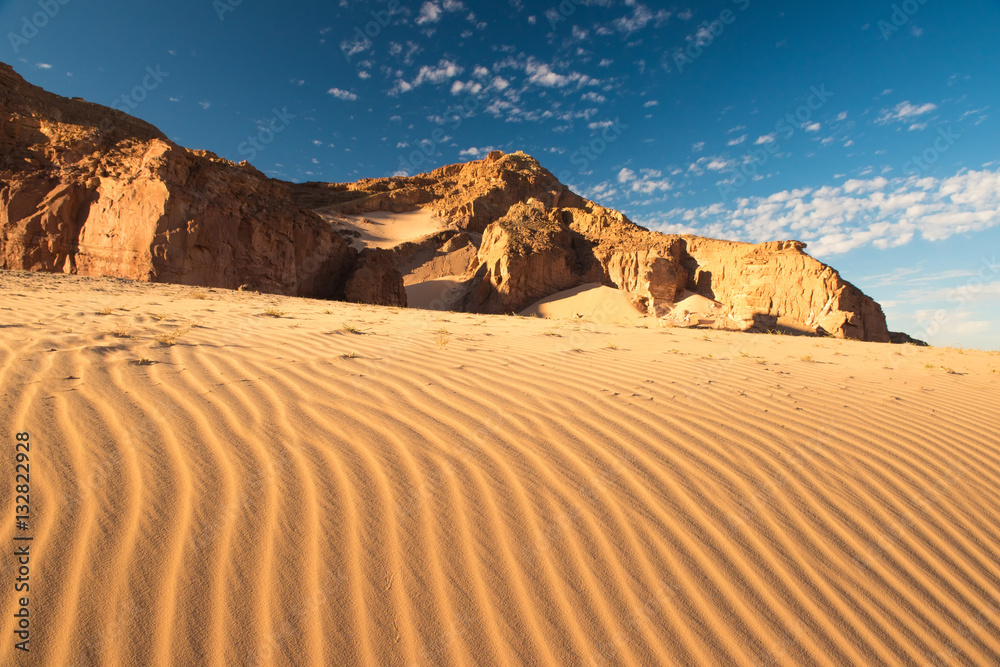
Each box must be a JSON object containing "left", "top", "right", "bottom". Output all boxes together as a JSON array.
[{"left": 1, "top": 270, "right": 999, "bottom": 666}]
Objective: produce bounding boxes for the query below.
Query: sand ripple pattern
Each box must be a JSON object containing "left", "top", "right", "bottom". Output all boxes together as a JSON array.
[{"left": 2, "top": 279, "right": 999, "bottom": 666}]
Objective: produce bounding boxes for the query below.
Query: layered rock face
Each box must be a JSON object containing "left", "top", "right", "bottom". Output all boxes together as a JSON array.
[{"left": 0, "top": 63, "right": 402, "bottom": 304}]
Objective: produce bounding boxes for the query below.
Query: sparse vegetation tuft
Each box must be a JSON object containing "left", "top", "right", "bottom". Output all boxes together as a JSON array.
[
  {"left": 154, "top": 326, "right": 190, "bottom": 346},
  {"left": 111, "top": 323, "right": 132, "bottom": 338},
  {"left": 263, "top": 307, "right": 285, "bottom": 318}
]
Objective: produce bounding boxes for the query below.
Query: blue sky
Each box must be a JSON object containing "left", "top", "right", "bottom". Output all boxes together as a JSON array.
[{"left": 3, "top": 0, "right": 999, "bottom": 348}]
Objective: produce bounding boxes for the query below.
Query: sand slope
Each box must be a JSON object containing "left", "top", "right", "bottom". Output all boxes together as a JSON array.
[
  {"left": 321, "top": 209, "right": 445, "bottom": 250},
  {"left": 2, "top": 270, "right": 1000, "bottom": 666},
  {"left": 520, "top": 283, "right": 655, "bottom": 327}
]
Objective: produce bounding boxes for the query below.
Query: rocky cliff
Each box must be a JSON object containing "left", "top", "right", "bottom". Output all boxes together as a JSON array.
[
  {"left": 0, "top": 62, "right": 398, "bottom": 303},
  {"left": 290, "top": 151, "right": 892, "bottom": 342},
  {"left": 2, "top": 62, "right": 896, "bottom": 342}
]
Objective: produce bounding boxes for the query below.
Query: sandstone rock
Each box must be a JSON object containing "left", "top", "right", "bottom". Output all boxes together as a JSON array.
[
  {"left": 889, "top": 331, "right": 929, "bottom": 346},
  {"left": 677, "top": 237, "right": 890, "bottom": 341},
  {"left": 1, "top": 61, "right": 904, "bottom": 342},
  {"left": 345, "top": 249, "right": 407, "bottom": 306},
  {"left": 463, "top": 201, "right": 582, "bottom": 314},
  {"left": 0, "top": 62, "right": 400, "bottom": 302}
]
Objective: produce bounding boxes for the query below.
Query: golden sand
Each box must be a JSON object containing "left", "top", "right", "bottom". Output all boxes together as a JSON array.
[{"left": 2, "top": 270, "right": 999, "bottom": 666}]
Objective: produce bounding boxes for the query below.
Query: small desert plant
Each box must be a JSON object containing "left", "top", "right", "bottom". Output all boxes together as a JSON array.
[
  {"left": 263, "top": 307, "right": 285, "bottom": 318},
  {"left": 341, "top": 352, "right": 358, "bottom": 359},
  {"left": 98, "top": 307, "right": 113, "bottom": 315},
  {"left": 150, "top": 313, "right": 168, "bottom": 321},
  {"left": 942, "top": 366, "right": 957, "bottom": 374},
  {"left": 111, "top": 323, "right": 132, "bottom": 338},
  {"left": 801, "top": 355, "right": 814, "bottom": 362},
  {"left": 189, "top": 291, "right": 209, "bottom": 300},
  {"left": 342, "top": 324, "right": 367, "bottom": 334},
  {"left": 925, "top": 364, "right": 935, "bottom": 369},
  {"left": 154, "top": 327, "right": 190, "bottom": 346},
  {"left": 133, "top": 357, "right": 154, "bottom": 366},
  {"left": 542, "top": 331, "right": 562, "bottom": 337},
  {"left": 606, "top": 343, "right": 618, "bottom": 350}
]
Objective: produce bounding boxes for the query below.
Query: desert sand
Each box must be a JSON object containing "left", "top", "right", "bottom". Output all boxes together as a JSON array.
[
  {"left": 2, "top": 269, "right": 1000, "bottom": 666},
  {"left": 327, "top": 210, "right": 447, "bottom": 250}
]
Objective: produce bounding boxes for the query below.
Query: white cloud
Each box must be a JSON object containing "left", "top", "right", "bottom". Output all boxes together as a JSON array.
[
  {"left": 755, "top": 134, "right": 776, "bottom": 144},
  {"left": 525, "top": 61, "right": 572, "bottom": 87},
  {"left": 706, "top": 158, "right": 734, "bottom": 172},
  {"left": 692, "top": 141, "right": 705, "bottom": 153},
  {"left": 615, "top": 166, "right": 671, "bottom": 194},
  {"left": 643, "top": 100, "right": 659, "bottom": 108},
  {"left": 876, "top": 101, "right": 938, "bottom": 125},
  {"left": 727, "top": 134, "right": 747, "bottom": 146},
  {"left": 35, "top": 63, "right": 52, "bottom": 69},
  {"left": 450, "top": 80, "right": 482, "bottom": 95},
  {"left": 805, "top": 122, "right": 821, "bottom": 132},
  {"left": 416, "top": 1, "right": 442, "bottom": 24},
  {"left": 395, "top": 59, "right": 464, "bottom": 93},
  {"left": 647, "top": 169, "right": 1000, "bottom": 256},
  {"left": 582, "top": 91, "right": 606, "bottom": 103},
  {"left": 327, "top": 87, "right": 358, "bottom": 101},
  {"left": 459, "top": 146, "right": 494, "bottom": 158},
  {"left": 611, "top": 4, "right": 671, "bottom": 35}
]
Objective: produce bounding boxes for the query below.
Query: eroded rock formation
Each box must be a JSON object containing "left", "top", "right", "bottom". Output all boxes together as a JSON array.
[
  {"left": 0, "top": 62, "right": 403, "bottom": 304},
  {"left": 2, "top": 61, "right": 898, "bottom": 341}
]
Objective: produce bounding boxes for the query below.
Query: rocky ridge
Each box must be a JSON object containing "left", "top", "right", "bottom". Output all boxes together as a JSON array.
[
  {"left": 0, "top": 62, "right": 387, "bottom": 304},
  {"left": 2, "top": 62, "right": 901, "bottom": 342},
  {"left": 290, "top": 151, "right": 892, "bottom": 341}
]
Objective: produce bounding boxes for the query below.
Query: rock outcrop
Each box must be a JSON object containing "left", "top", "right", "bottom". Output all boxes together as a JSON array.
[
  {"left": 295, "top": 152, "right": 892, "bottom": 341},
  {"left": 345, "top": 248, "right": 407, "bottom": 306},
  {"left": 0, "top": 62, "right": 405, "bottom": 304},
  {"left": 463, "top": 201, "right": 582, "bottom": 314},
  {"left": 2, "top": 62, "right": 900, "bottom": 341}
]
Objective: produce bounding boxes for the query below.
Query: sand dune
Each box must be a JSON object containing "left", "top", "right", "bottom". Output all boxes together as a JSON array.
[
  {"left": 323, "top": 209, "right": 446, "bottom": 250},
  {"left": 2, "top": 270, "right": 999, "bottom": 666},
  {"left": 520, "top": 283, "right": 655, "bottom": 326}
]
